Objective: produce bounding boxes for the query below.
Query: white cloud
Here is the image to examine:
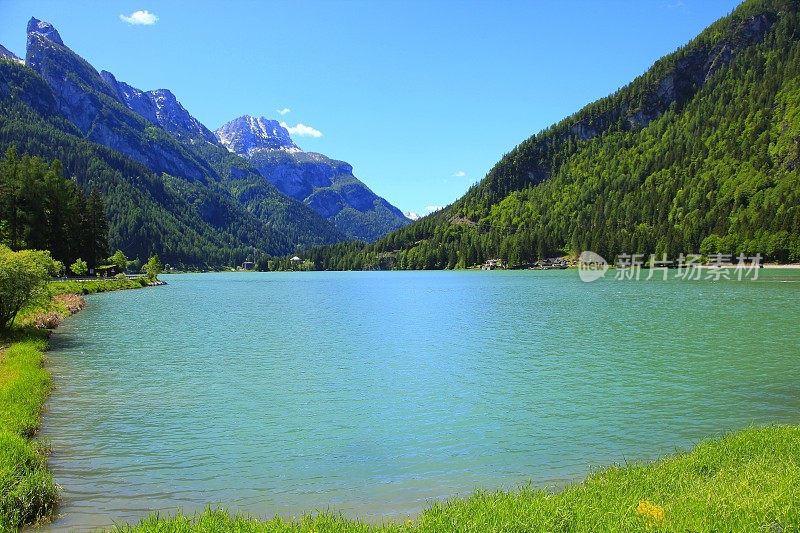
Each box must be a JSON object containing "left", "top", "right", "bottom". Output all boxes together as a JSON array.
[
  {"left": 404, "top": 211, "right": 420, "bottom": 221},
  {"left": 280, "top": 122, "right": 322, "bottom": 138},
  {"left": 120, "top": 10, "right": 159, "bottom": 25},
  {"left": 452, "top": 170, "right": 466, "bottom": 177},
  {"left": 425, "top": 205, "right": 444, "bottom": 213},
  {"left": 276, "top": 108, "right": 291, "bottom": 116}
]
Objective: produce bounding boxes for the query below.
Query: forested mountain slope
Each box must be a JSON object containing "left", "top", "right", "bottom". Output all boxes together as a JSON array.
[
  {"left": 307, "top": 0, "right": 800, "bottom": 270},
  {"left": 99, "top": 72, "right": 344, "bottom": 249},
  {"left": 0, "top": 18, "right": 345, "bottom": 266},
  {"left": 0, "top": 58, "right": 277, "bottom": 265}
]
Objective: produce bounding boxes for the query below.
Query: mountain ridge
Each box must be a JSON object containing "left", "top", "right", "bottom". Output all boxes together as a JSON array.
[
  {"left": 25, "top": 20, "right": 216, "bottom": 183},
  {"left": 92, "top": 69, "right": 345, "bottom": 249},
  {"left": 0, "top": 16, "right": 347, "bottom": 265},
  {"left": 302, "top": 0, "right": 800, "bottom": 269},
  {"left": 5, "top": 16, "right": 409, "bottom": 252},
  {"left": 100, "top": 70, "right": 219, "bottom": 145},
  {"left": 215, "top": 115, "right": 411, "bottom": 241},
  {"left": 0, "top": 44, "right": 22, "bottom": 63}
]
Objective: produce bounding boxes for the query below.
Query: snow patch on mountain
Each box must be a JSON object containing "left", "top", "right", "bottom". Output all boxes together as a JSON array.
[
  {"left": 27, "top": 17, "right": 64, "bottom": 46},
  {"left": 215, "top": 115, "right": 300, "bottom": 155},
  {"left": 0, "top": 44, "right": 23, "bottom": 64}
]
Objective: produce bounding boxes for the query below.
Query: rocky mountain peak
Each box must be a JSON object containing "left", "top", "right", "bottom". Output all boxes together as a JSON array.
[
  {"left": 146, "top": 88, "right": 218, "bottom": 144},
  {"left": 100, "top": 71, "right": 218, "bottom": 144},
  {"left": 27, "top": 17, "right": 64, "bottom": 46},
  {"left": 0, "top": 44, "right": 22, "bottom": 63},
  {"left": 215, "top": 115, "right": 300, "bottom": 155},
  {"left": 149, "top": 88, "right": 178, "bottom": 104},
  {"left": 100, "top": 70, "right": 159, "bottom": 123}
]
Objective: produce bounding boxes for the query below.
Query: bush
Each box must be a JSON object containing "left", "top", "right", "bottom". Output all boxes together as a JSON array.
[
  {"left": 53, "top": 293, "right": 86, "bottom": 314},
  {"left": 69, "top": 258, "right": 88, "bottom": 277},
  {"left": 0, "top": 247, "right": 56, "bottom": 330},
  {"left": 109, "top": 250, "right": 128, "bottom": 272},
  {"left": 144, "top": 254, "right": 162, "bottom": 281},
  {"left": 32, "top": 312, "right": 61, "bottom": 329}
]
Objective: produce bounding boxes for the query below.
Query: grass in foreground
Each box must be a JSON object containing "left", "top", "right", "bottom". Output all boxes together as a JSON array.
[
  {"left": 0, "top": 278, "right": 148, "bottom": 530},
  {"left": 115, "top": 426, "right": 800, "bottom": 532},
  {"left": 0, "top": 330, "right": 56, "bottom": 529}
]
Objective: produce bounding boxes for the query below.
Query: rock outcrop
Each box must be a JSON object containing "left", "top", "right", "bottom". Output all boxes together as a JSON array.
[{"left": 216, "top": 116, "right": 410, "bottom": 241}]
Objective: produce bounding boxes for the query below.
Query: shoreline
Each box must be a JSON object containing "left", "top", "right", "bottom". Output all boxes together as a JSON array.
[
  {"left": 110, "top": 426, "right": 800, "bottom": 532},
  {"left": 0, "top": 278, "right": 156, "bottom": 530},
  {"left": 762, "top": 263, "right": 800, "bottom": 269},
  {"left": 7, "top": 276, "right": 800, "bottom": 531}
]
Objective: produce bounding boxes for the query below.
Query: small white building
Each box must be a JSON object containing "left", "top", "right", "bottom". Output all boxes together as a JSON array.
[{"left": 482, "top": 259, "right": 504, "bottom": 270}]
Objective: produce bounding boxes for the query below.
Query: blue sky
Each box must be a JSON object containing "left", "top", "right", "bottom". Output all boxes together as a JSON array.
[{"left": 0, "top": 0, "right": 740, "bottom": 217}]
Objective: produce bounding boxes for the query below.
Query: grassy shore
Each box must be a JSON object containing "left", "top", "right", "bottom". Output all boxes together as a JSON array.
[
  {"left": 115, "top": 425, "right": 800, "bottom": 532},
  {"left": 0, "top": 277, "right": 149, "bottom": 530}
]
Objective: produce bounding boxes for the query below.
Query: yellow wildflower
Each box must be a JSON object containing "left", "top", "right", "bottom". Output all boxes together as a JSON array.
[{"left": 636, "top": 500, "right": 665, "bottom": 521}]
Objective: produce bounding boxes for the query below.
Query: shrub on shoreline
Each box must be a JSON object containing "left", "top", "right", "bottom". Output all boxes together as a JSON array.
[
  {"left": 32, "top": 312, "right": 61, "bottom": 330},
  {"left": 53, "top": 294, "right": 86, "bottom": 315},
  {"left": 0, "top": 247, "right": 57, "bottom": 330}
]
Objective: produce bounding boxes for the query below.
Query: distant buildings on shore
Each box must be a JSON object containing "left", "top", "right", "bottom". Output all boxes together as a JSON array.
[{"left": 481, "top": 257, "right": 570, "bottom": 270}]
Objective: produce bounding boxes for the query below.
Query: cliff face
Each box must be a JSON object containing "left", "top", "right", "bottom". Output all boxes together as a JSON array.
[
  {"left": 100, "top": 71, "right": 160, "bottom": 125},
  {"left": 3, "top": 17, "right": 347, "bottom": 262},
  {"left": 25, "top": 18, "right": 213, "bottom": 182},
  {"left": 216, "top": 116, "right": 299, "bottom": 154},
  {"left": 101, "top": 70, "right": 219, "bottom": 145},
  {"left": 216, "top": 116, "right": 410, "bottom": 241}
]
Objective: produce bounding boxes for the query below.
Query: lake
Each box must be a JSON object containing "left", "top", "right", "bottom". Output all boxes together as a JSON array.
[{"left": 40, "top": 270, "right": 800, "bottom": 530}]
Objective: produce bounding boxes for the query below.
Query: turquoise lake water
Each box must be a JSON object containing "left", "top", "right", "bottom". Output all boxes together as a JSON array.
[{"left": 40, "top": 270, "right": 800, "bottom": 530}]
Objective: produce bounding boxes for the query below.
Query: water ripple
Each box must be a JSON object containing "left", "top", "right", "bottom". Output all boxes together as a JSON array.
[{"left": 39, "top": 270, "right": 800, "bottom": 531}]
